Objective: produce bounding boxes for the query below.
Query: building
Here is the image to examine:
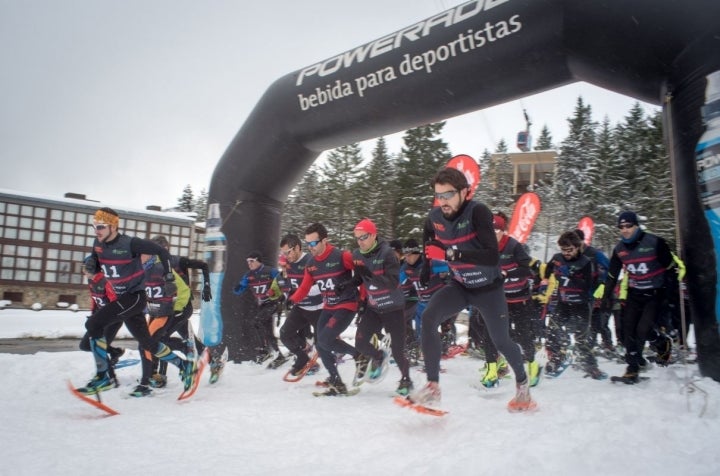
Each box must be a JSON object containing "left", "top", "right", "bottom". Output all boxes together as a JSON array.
[
  {"left": 0, "top": 189, "right": 205, "bottom": 310},
  {"left": 489, "top": 149, "right": 557, "bottom": 195}
]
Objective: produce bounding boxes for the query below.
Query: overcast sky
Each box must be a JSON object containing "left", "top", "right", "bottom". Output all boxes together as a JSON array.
[{"left": 0, "top": 0, "right": 659, "bottom": 210}]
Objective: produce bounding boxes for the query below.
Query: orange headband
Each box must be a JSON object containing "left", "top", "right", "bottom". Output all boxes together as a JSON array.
[{"left": 94, "top": 210, "right": 119, "bottom": 227}]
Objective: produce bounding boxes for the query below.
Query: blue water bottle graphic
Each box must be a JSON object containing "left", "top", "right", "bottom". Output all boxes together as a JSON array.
[
  {"left": 199, "top": 203, "right": 226, "bottom": 346},
  {"left": 695, "top": 70, "right": 720, "bottom": 325}
]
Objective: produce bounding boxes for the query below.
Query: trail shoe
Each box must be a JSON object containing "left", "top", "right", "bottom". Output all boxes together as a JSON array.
[
  {"left": 325, "top": 376, "right": 349, "bottom": 396},
  {"left": 267, "top": 352, "right": 290, "bottom": 369},
  {"left": 307, "top": 363, "right": 321, "bottom": 375},
  {"left": 497, "top": 356, "right": 510, "bottom": 378},
  {"left": 619, "top": 368, "right": 640, "bottom": 384},
  {"left": 584, "top": 366, "right": 608, "bottom": 380},
  {"left": 507, "top": 377, "right": 536, "bottom": 412},
  {"left": 353, "top": 355, "right": 369, "bottom": 386},
  {"left": 180, "top": 357, "right": 198, "bottom": 391},
  {"left": 149, "top": 373, "right": 167, "bottom": 389},
  {"left": 411, "top": 381, "right": 441, "bottom": 407},
  {"left": 653, "top": 335, "right": 672, "bottom": 366},
  {"left": 366, "top": 350, "right": 389, "bottom": 382},
  {"left": 528, "top": 360, "right": 541, "bottom": 387},
  {"left": 77, "top": 372, "right": 116, "bottom": 395},
  {"left": 108, "top": 346, "right": 125, "bottom": 366},
  {"left": 255, "top": 349, "right": 274, "bottom": 365},
  {"left": 129, "top": 384, "right": 152, "bottom": 397},
  {"left": 480, "top": 362, "right": 499, "bottom": 388},
  {"left": 396, "top": 377, "right": 414, "bottom": 396}
]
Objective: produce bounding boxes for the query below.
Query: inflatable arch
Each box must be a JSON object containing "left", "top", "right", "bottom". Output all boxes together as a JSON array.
[{"left": 207, "top": 0, "right": 720, "bottom": 379}]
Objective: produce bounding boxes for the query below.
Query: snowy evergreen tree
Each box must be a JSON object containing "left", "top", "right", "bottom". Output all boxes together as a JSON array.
[
  {"left": 281, "top": 164, "right": 325, "bottom": 238},
  {"left": 318, "top": 143, "right": 365, "bottom": 249},
  {"left": 556, "top": 96, "right": 598, "bottom": 230},
  {"left": 484, "top": 139, "right": 514, "bottom": 215},
  {"left": 395, "top": 122, "right": 451, "bottom": 241},
  {"left": 535, "top": 125, "right": 554, "bottom": 150},
  {"left": 177, "top": 184, "right": 195, "bottom": 212},
  {"left": 363, "top": 137, "right": 399, "bottom": 239},
  {"left": 194, "top": 188, "right": 208, "bottom": 222},
  {"left": 588, "top": 116, "right": 623, "bottom": 252}
]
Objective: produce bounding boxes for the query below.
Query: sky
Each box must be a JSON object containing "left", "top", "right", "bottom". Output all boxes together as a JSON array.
[
  {"left": 0, "top": 0, "right": 660, "bottom": 211},
  {"left": 0, "top": 308, "right": 718, "bottom": 476}
]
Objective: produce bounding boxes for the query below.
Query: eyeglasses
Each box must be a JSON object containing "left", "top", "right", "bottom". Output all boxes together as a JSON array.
[
  {"left": 618, "top": 223, "right": 635, "bottom": 230},
  {"left": 93, "top": 224, "right": 109, "bottom": 231},
  {"left": 305, "top": 240, "right": 321, "bottom": 248},
  {"left": 434, "top": 190, "right": 458, "bottom": 201},
  {"left": 280, "top": 248, "right": 294, "bottom": 256},
  {"left": 355, "top": 233, "right": 371, "bottom": 242}
]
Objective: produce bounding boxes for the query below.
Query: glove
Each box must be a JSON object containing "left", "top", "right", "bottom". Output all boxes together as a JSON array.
[
  {"left": 202, "top": 282, "right": 212, "bottom": 302},
  {"left": 89, "top": 274, "right": 106, "bottom": 294},
  {"left": 600, "top": 296, "right": 612, "bottom": 312},
  {"left": 420, "top": 259, "right": 431, "bottom": 286},
  {"left": 83, "top": 255, "right": 98, "bottom": 275},
  {"left": 425, "top": 240, "right": 446, "bottom": 261},
  {"left": 358, "top": 299, "right": 367, "bottom": 315},
  {"left": 163, "top": 272, "right": 177, "bottom": 297},
  {"left": 336, "top": 280, "right": 353, "bottom": 293},
  {"left": 354, "top": 265, "right": 373, "bottom": 279}
]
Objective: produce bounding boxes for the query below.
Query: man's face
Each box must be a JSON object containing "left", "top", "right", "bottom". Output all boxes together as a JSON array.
[
  {"left": 354, "top": 231, "right": 376, "bottom": 252},
  {"left": 405, "top": 253, "right": 421, "bottom": 265},
  {"left": 618, "top": 222, "right": 637, "bottom": 240},
  {"left": 434, "top": 183, "right": 467, "bottom": 218},
  {"left": 280, "top": 244, "right": 302, "bottom": 264},
  {"left": 246, "top": 257, "right": 262, "bottom": 270},
  {"left": 304, "top": 232, "right": 326, "bottom": 257},
  {"left": 560, "top": 245, "right": 579, "bottom": 260},
  {"left": 92, "top": 222, "right": 113, "bottom": 243}
]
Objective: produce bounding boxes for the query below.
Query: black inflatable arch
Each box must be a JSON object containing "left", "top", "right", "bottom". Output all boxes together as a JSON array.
[{"left": 209, "top": 0, "right": 720, "bottom": 379}]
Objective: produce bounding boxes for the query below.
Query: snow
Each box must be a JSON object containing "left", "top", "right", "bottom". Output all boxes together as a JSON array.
[{"left": 1, "top": 309, "right": 719, "bottom": 476}]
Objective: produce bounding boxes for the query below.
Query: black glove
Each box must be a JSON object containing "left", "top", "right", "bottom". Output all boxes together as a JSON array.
[
  {"left": 83, "top": 255, "right": 98, "bottom": 274},
  {"left": 420, "top": 259, "right": 431, "bottom": 286},
  {"left": 358, "top": 299, "right": 367, "bottom": 315},
  {"left": 354, "top": 265, "right": 373, "bottom": 280},
  {"left": 202, "top": 282, "right": 212, "bottom": 302},
  {"left": 164, "top": 273, "right": 177, "bottom": 297},
  {"left": 336, "top": 279, "right": 353, "bottom": 293}
]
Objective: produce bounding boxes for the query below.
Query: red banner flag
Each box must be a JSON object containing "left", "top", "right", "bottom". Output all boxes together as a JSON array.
[
  {"left": 577, "top": 216, "right": 594, "bottom": 245},
  {"left": 508, "top": 192, "right": 541, "bottom": 244}
]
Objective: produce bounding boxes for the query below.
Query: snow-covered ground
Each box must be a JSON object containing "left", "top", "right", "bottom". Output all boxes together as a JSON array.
[{"left": 0, "top": 309, "right": 718, "bottom": 476}]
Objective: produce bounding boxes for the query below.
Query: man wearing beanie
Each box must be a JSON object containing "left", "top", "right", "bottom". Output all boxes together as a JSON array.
[
  {"left": 76, "top": 207, "right": 198, "bottom": 396},
  {"left": 602, "top": 210, "right": 675, "bottom": 383},
  {"left": 344, "top": 218, "right": 414, "bottom": 395},
  {"left": 412, "top": 168, "right": 535, "bottom": 412},
  {"left": 233, "top": 251, "right": 285, "bottom": 366}
]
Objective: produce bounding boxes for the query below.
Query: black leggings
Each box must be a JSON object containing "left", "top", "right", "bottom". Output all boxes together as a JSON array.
[
  {"left": 355, "top": 307, "right": 410, "bottom": 380},
  {"left": 422, "top": 281, "right": 526, "bottom": 383}
]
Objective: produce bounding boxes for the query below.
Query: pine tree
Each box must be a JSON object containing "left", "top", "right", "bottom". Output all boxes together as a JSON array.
[
  {"left": 535, "top": 125, "right": 554, "bottom": 150},
  {"left": 177, "top": 185, "right": 195, "bottom": 212},
  {"left": 556, "top": 96, "right": 598, "bottom": 230},
  {"left": 194, "top": 188, "right": 208, "bottom": 222},
  {"left": 318, "top": 143, "right": 365, "bottom": 249},
  {"left": 363, "top": 137, "right": 398, "bottom": 239},
  {"left": 281, "top": 164, "right": 324, "bottom": 237},
  {"left": 395, "top": 122, "right": 451, "bottom": 241},
  {"left": 483, "top": 140, "right": 514, "bottom": 215},
  {"left": 588, "top": 116, "right": 623, "bottom": 252}
]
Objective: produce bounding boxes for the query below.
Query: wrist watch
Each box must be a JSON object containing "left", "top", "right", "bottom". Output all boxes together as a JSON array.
[{"left": 446, "top": 247, "right": 455, "bottom": 260}]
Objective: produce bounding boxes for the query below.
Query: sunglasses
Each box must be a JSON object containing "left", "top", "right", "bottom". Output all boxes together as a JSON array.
[
  {"left": 305, "top": 240, "right": 321, "bottom": 248},
  {"left": 93, "top": 224, "right": 109, "bottom": 231},
  {"left": 618, "top": 223, "right": 635, "bottom": 230},
  {"left": 402, "top": 247, "right": 421, "bottom": 254},
  {"left": 355, "top": 233, "right": 371, "bottom": 242},
  {"left": 560, "top": 247, "right": 576, "bottom": 253},
  {"left": 246, "top": 258, "right": 258, "bottom": 264},
  {"left": 434, "top": 190, "right": 458, "bottom": 201}
]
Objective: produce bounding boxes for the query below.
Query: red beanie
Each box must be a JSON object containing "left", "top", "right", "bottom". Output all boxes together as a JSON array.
[
  {"left": 354, "top": 218, "right": 377, "bottom": 235},
  {"left": 493, "top": 215, "right": 506, "bottom": 231}
]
